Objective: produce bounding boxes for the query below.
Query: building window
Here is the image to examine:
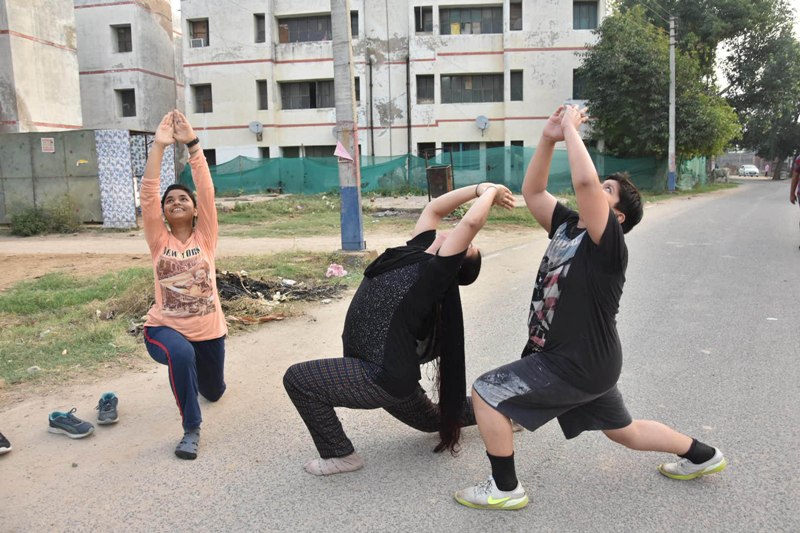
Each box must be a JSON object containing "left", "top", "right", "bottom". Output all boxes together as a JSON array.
[
  {"left": 354, "top": 76, "right": 361, "bottom": 103},
  {"left": 351, "top": 11, "right": 359, "bottom": 38},
  {"left": 418, "top": 142, "right": 435, "bottom": 158},
  {"left": 189, "top": 19, "right": 209, "bottom": 47},
  {"left": 440, "top": 7, "right": 502, "bottom": 35},
  {"left": 304, "top": 145, "right": 336, "bottom": 157},
  {"left": 203, "top": 149, "right": 216, "bottom": 167},
  {"left": 116, "top": 89, "right": 136, "bottom": 117},
  {"left": 442, "top": 142, "right": 481, "bottom": 169},
  {"left": 282, "top": 146, "right": 300, "bottom": 157},
  {"left": 259, "top": 147, "right": 270, "bottom": 158},
  {"left": 280, "top": 80, "right": 334, "bottom": 109},
  {"left": 573, "top": 69, "right": 588, "bottom": 99},
  {"left": 254, "top": 14, "right": 266, "bottom": 43},
  {"left": 113, "top": 24, "right": 132, "bottom": 53},
  {"left": 193, "top": 84, "right": 213, "bottom": 113},
  {"left": 278, "top": 15, "right": 332, "bottom": 43},
  {"left": 573, "top": 2, "right": 598, "bottom": 30},
  {"left": 510, "top": 70, "right": 523, "bottom": 101},
  {"left": 510, "top": 2, "right": 523, "bottom": 31},
  {"left": 257, "top": 80, "right": 268, "bottom": 110},
  {"left": 415, "top": 6, "right": 433, "bottom": 33},
  {"left": 510, "top": 140, "right": 524, "bottom": 169},
  {"left": 441, "top": 74, "right": 503, "bottom": 103},
  {"left": 417, "top": 75, "right": 434, "bottom": 104}
]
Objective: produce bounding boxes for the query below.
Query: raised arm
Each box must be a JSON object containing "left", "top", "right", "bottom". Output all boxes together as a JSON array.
[
  {"left": 436, "top": 183, "right": 515, "bottom": 257},
  {"left": 172, "top": 110, "right": 217, "bottom": 243},
  {"left": 141, "top": 112, "right": 175, "bottom": 247},
  {"left": 412, "top": 182, "right": 514, "bottom": 238},
  {"left": 522, "top": 106, "right": 562, "bottom": 232},
  {"left": 561, "top": 106, "right": 608, "bottom": 245}
]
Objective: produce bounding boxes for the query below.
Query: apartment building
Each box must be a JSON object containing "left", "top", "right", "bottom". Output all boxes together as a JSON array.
[
  {"left": 180, "top": 0, "right": 605, "bottom": 165},
  {"left": 73, "top": 0, "right": 179, "bottom": 132},
  {"left": 0, "top": 0, "right": 83, "bottom": 133}
]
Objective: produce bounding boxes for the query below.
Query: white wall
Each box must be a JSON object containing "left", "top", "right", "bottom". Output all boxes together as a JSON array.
[
  {"left": 0, "top": 0, "right": 82, "bottom": 132},
  {"left": 180, "top": 0, "right": 603, "bottom": 163},
  {"left": 75, "top": 0, "right": 176, "bottom": 132}
]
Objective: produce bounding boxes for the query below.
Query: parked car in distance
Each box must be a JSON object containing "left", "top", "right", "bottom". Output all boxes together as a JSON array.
[{"left": 738, "top": 164, "right": 760, "bottom": 177}]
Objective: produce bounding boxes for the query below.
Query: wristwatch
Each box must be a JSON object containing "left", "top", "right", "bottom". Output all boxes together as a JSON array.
[{"left": 185, "top": 137, "right": 200, "bottom": 148}]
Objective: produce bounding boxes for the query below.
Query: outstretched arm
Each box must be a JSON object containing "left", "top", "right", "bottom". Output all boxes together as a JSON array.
[
  {"left": 172, "top": 110, "right": 218, "bottom": 242},
  {"left": 561, "top": 106, "right": 608, "bottom": 245},
  {"left": 436, "top": 184, "right": 515, "bottom": 257},
  {"left": 141, "top": 112, "right": 175, "bottom": 247},
  {"left": 522, "top": 106, "right": 563, "bottom": 232},
  {"left": 412, "top": 182, "right": 514, "bottom": 237}
]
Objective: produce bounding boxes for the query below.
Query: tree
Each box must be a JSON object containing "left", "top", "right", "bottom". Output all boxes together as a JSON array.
[
  {"left": 724, "top": 28, "right": 800, "bottom": 178},
  {"left": 613, "top": 0, "right": 786, "bottom": 86},
  {"left": 578, "top": 7, "right": 740, "bottom": 159}
]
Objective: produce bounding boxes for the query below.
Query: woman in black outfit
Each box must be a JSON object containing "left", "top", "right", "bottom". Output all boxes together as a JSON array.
[{"left": 283, "top": 182, "right": 515, "bottom": 475}]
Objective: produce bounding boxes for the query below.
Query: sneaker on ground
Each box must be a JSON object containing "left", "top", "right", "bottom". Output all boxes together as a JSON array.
[
  {"left": 175, "top": 428, "right": 200, "bottom": 460},
  {"left": 48, "top": 408, "right": 94, "bottom": 439},
  {"left": 658, "top": 448, "right": 727, "bottom": 480},
  {"left": 96, "top": 392, "right": 119, "bottom": 425},
  {"left": 304, "top": 452, "right": 364, "bottom": 476},
  {"left": 0, "top": 431, "right": 11, "bottom": 455},
  {"left": 454, "top": 477, "right": 528, "bottom": 510}
]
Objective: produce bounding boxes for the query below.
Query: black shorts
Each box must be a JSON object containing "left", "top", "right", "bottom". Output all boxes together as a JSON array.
[{"left": 472, "top": 353, "right": 632, "bottom": 439}]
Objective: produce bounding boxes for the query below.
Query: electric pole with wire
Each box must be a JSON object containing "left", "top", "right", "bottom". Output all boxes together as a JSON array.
[{"left": 668, "top": 15, "right": 677, "bottom": 192}]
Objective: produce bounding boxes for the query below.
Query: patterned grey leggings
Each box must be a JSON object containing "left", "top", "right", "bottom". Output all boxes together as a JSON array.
[{"left": 283, "top": 356, "right": 475, "bottom": 458}]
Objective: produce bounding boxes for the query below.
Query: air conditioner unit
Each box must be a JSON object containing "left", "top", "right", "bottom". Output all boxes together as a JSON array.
[{"left": 190, "top": 38, "right": 205, "bottom": 48}]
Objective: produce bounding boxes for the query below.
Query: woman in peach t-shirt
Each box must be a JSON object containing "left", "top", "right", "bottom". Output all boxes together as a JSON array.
[{"left": 141, "top": 111, "right": 227, "bottom": 460}]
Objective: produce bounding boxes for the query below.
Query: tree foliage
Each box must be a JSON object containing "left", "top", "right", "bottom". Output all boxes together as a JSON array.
[
  {"left": 578, "top": 7, "right": 740, "bottom": 159},
  {"left": 725, "top": 28, "right": 800, "bottom": 170},
  {"left": 613, "top": 0, "right": 786, "bottom": 85}
]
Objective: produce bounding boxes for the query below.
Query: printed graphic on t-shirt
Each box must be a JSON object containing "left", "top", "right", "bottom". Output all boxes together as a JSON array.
[
  {"left": 156, "top": 247, "right": 215, "bottom": 317},
  {"left": 526, "top": 222, "right": 586, "bottom": 351}
]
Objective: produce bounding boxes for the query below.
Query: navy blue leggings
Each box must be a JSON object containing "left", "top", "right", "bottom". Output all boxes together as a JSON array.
[{"left": 144, "top": 326, "right": 226, "bottom": 431}]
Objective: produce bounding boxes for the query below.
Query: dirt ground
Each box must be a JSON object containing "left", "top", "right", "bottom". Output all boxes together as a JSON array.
[{"left": 0, "top": 194, "right": 524, "bottom": 291}]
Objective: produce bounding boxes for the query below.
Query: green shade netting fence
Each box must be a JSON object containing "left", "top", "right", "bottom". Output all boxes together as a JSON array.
[{"left": 180, "top": 146, "right": 696, "bottom": 196}]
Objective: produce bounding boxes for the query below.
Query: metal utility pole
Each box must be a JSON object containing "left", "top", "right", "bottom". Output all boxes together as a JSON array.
[
  {"left": 331, "top": 0, "right": 365, "bottom": 250},
  {"left": 667, "top": 16, "right": 676, "bottom": 192}
]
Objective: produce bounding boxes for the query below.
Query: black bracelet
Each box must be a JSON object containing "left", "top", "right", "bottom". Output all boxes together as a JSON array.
[
  {"left": 475, "top": 183, "right": 481, "bottom": 196},
  {"left": 185, "top": 137, "right": 200, "bottom": 148}
]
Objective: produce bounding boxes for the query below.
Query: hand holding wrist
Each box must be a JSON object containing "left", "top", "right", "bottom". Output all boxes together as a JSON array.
[{"left": 476, "top": 183, "right": 497, "bottom": 197}]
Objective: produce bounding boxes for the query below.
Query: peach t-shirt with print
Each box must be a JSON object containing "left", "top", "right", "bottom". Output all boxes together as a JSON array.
[{"left": 141, "top": 152, "right": 227, "bottom": 341}]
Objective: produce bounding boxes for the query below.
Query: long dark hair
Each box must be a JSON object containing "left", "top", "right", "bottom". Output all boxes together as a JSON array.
[{"left": 428, "top": 286, "right": 468, "bottom": 455}]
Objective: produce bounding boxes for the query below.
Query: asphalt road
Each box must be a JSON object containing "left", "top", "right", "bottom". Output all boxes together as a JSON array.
[{"left": 1, "top": 180, "right": 797, "bottom": 532}]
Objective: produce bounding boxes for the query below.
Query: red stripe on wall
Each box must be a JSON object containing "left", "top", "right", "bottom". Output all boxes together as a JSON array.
[
  {"left": 0, "top": 29, "right": 76, "bottom": 52},
  {"left": 74, "top": 1, "right": 136, "bottom": 8},
  {"left": 0, "top": 120, "right": 82, "bottom": 129},
  {"left": 80, "top": 67, "right": 175, "bottom": 81},
  {"left": 191, "top": 116, "right": 549, "bottom": 132}
]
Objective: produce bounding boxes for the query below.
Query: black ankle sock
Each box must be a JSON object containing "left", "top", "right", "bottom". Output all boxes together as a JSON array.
[
  {"left": 487, "top": 452, "right": 518, "bottom": 491},
  {"left": 679, "top": 438, "right": 715, "bottom": 464}
]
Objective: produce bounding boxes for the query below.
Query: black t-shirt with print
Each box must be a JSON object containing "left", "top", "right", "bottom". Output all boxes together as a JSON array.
[
  {"left": 342, "top": 230, "right": 466, "bottom": 397},
  {"left": 523, "top": 202, "right": 628, "bottom": 393}
]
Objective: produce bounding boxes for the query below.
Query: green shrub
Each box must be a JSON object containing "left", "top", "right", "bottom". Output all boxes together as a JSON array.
[
  {"left": 9, "top": 196, "right": 81, "bottom": 236},
  {"left": 9, "top": 207, "right": 50, "bottom": 236}
]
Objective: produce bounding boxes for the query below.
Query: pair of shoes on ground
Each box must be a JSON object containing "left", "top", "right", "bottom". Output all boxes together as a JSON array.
[
  {"left": 48, "top": 392, "right": 119, "bottom": 439},
  {"left": 454, "top": 448, "right": 727, "bottom": 511},
  {"left": 0, "top": 431, "right": 11, "bottom": 455},
  {"left": 304, "top": 452, "right": 365, "bottom": 475}
]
